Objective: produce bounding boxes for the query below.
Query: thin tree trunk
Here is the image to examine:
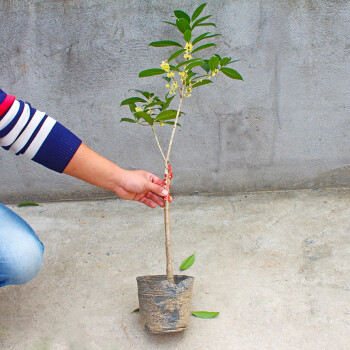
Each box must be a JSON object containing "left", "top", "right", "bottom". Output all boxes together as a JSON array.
[
  {"left": 164, "top": 197, "right": 173, "bottom": 282},
  {"left": 164, "top": 89, "right": 184, "bottom": 282}
]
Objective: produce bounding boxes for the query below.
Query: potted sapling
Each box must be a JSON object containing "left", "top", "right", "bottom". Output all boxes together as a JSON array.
[{"left": 120, "top": 3, "right": 243, "bottom": 333}]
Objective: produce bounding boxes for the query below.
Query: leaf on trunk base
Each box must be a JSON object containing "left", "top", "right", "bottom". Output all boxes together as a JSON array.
[
  {"left": 180, "top": 252, "right": 195, "bottom": 270},
  {"left": 18, "top": 202, "right": 41, "bottom": 207},
  {"left": 191, "top": 311, "right": 220, "bottom": 319}
]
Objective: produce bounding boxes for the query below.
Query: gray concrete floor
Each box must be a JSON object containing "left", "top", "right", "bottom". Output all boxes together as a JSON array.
[{"left": 1, "top": 189, "right": 350, "bottom": 350}]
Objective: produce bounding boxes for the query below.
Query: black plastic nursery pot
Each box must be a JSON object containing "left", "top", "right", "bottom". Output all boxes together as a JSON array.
[{"left": 136, "top": 275, "right": 195, "bottom": 334}]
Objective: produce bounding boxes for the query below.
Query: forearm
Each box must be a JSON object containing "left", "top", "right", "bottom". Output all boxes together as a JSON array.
[{"left": 63, "top": 143, "right": 125, "bottom": 192}]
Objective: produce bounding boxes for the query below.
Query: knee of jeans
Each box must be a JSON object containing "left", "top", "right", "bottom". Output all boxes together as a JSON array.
[
  {"left": 0, "top": 203, "right": 44, "bottom": 286},
  {"left": 8, "top": 237, "right": 44, "bottom": 286}
]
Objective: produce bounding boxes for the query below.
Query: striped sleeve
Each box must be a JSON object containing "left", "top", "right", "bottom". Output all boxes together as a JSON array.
[{"left": 0, "top": 88, "right": 82, "bottom": 173}]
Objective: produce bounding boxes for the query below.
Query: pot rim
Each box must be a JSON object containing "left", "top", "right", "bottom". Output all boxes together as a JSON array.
[
  {"left": 136, "top": 275, "right": 194, "bottom": 286},
  {"left": 136, "top": 274, "right": 194, "bottom": 282}
]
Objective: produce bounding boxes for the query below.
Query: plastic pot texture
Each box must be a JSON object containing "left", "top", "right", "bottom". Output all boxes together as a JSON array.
[{"left": 136, "top": 275, "right": 195, "bottom": 334}]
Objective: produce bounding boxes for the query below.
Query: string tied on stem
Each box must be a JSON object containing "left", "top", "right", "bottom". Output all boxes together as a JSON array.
[{"left": 164, "top": 163, "right": 173, "bottom": 202}]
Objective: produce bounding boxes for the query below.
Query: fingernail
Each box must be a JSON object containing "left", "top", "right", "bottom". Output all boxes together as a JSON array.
[{"left": 162, "top": 189, "right": 168, "bottom": 196}]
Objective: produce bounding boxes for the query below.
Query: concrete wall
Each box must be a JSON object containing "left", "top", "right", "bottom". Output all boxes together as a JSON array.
[{"left": 0, "top": 0, "right": 349, "bottom": 202}]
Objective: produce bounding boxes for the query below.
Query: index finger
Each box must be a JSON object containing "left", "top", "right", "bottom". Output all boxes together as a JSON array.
[{"left": 148, "top": 173, "right": 165, "bottom": 186}]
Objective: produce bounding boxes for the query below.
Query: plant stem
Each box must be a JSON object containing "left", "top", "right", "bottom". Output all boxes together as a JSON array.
[
  {"left": 163, "top": 86, "right": 185, "bottom": 283},
  {"left": 166, "top": 87, "right": 185, "bottom": 162},
  {"left": 164, "top": 200, "right": 173, "bottom": 282},
  {"left": 152, "top": 126, "right": 166, "bottom": 161}
]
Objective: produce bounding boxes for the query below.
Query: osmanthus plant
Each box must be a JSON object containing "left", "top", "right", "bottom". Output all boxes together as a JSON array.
[{"left": 120, "top": 3, "right": 242, "bottom": 283}]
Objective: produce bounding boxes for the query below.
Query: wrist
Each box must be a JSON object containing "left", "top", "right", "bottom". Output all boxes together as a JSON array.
[{"left": 108, "top": 166, "right": 129, "bottom": 192}]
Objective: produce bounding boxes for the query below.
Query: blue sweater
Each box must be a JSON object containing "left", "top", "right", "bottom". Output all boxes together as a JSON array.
[{"left": 0, "top": 89, "right": 82, "bottom": 173}]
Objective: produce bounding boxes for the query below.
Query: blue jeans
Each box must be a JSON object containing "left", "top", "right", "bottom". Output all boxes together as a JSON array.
[{"left": 0, "top": 203, "right": 44, "bottom": 287}]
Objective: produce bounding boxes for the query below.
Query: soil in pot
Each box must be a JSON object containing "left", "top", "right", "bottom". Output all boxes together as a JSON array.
[{"left": 136, "top": 275, "right": 194, "bottom": 334}]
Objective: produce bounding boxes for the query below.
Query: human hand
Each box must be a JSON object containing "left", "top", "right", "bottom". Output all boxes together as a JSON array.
[
  {"left": 112, "top": 170, "right": 173, "bottom": 208},
  {"left": 63, "top": 144, "right": 172, "bottom": 208}
]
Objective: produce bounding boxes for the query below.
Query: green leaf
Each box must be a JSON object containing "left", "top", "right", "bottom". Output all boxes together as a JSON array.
[
  {"left": 169, "top": 64, "right": 178, "bottom": 71},
  {"left": 227, "top": 59, "right": 244, "bottom": 65},
  {"left": 191, "top": 311, "right": 220, "bottom": 319},
  {"left": 145, "top": 100, "right": 164, "bottom": 108},
  {"left": 139, "top": 69, "right": 166, "bottom": 78},
  {"left": 214, "top": 54, "right": 222, "bottom": 60},
  {"left": 149, "top": 40, "right": 183, "bottom": 48},
  {"left": 120, "top": 97, "right": 147, "bottom": 106},
  {"left": 186, "top": 60, "right": 205, "bottom": 71},
  {"left": 192, "top": 79, "right": 213, "bottom": 88},
  {"left": 180, "top": 252, "right": 195, "bottom": 270},
  {"left": 184, "top": 30, "right": 192, "bottom": 43},
  {"left": 176, "top": 18, "right": 191, "bottom": 33},
  {"left": 209, "top": 56, "right": 220, "bottom": 71},
  {"left": 220, "top": 57, "right": 231, "bottom": 66},
  {"left": 193, "top": 74, "right": 208, "bottom": 80},
  {"left": 131, "top": 308, "right": 139, "bottom": 313},
  {"left": 196, "top": 22, "right": 217, "bottom": 28},
  {"left": 187, "top": 70, "right": 196, "bottom": 79},
  {"left": 191, "top": 3, "right": 207, "bottom": 22},
  {"left": 161, "top": 21, "right": 177, "bottom": 27},
  {"left": 18, "top": 202, "right": 40, "bottom": 207},
  {"left": 206, "top": 34, "right": 221, "bottom": 40},
  {"left": 192, "top": 33, "right": 221, "bottom": 45},
  {"left": 134, "top": 111, "right": 153, "bottom": 125},
  {"left": 220, "top": 67, "right": 243, "bottom": 80},
  {"left": 168, "top": 49, "right": 186, "bottom": 62},
  {"left": 186, "top": 70, "right": 197, "bottom": 85},
  {"left": 163, "top": 76, "right": 171, "bottom": 83},
  {"left": 120, "top": 118, "right": 137, "bottom": 123},
  {"left": 156, "top": 115, "right": 178, "bottom": 122},
  {"left": 164, "top": 121, "right": 181, "bottom": 126},
  {"left": 162, "top": 95, "right": 175, "bottom": 110},
  {"left": 191, "top": 43, "right": 216, "bottom": 54},
  {"left": 155, "top": 110, "right": 180, "bottom": 122},
  {"left": 176, "top": 58, "right": 202, "bottom": 69},
  {"left": 192, "top": 15, "right": 211, "bottom": 28},
  {"left": 128, "top": 89, "right": 154, "bottom": 99},
  {"left": 200, "top": 61, "right": 210, "bottom": 73},
  {"left": 174, "top": 10, "right": 191, "bottom": 23},
  {"left": 128, "top": 103, "right": 136, "bottom": 113},
  {"left": 192, "top": 32, "right": 210, "bottom": 45}
]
